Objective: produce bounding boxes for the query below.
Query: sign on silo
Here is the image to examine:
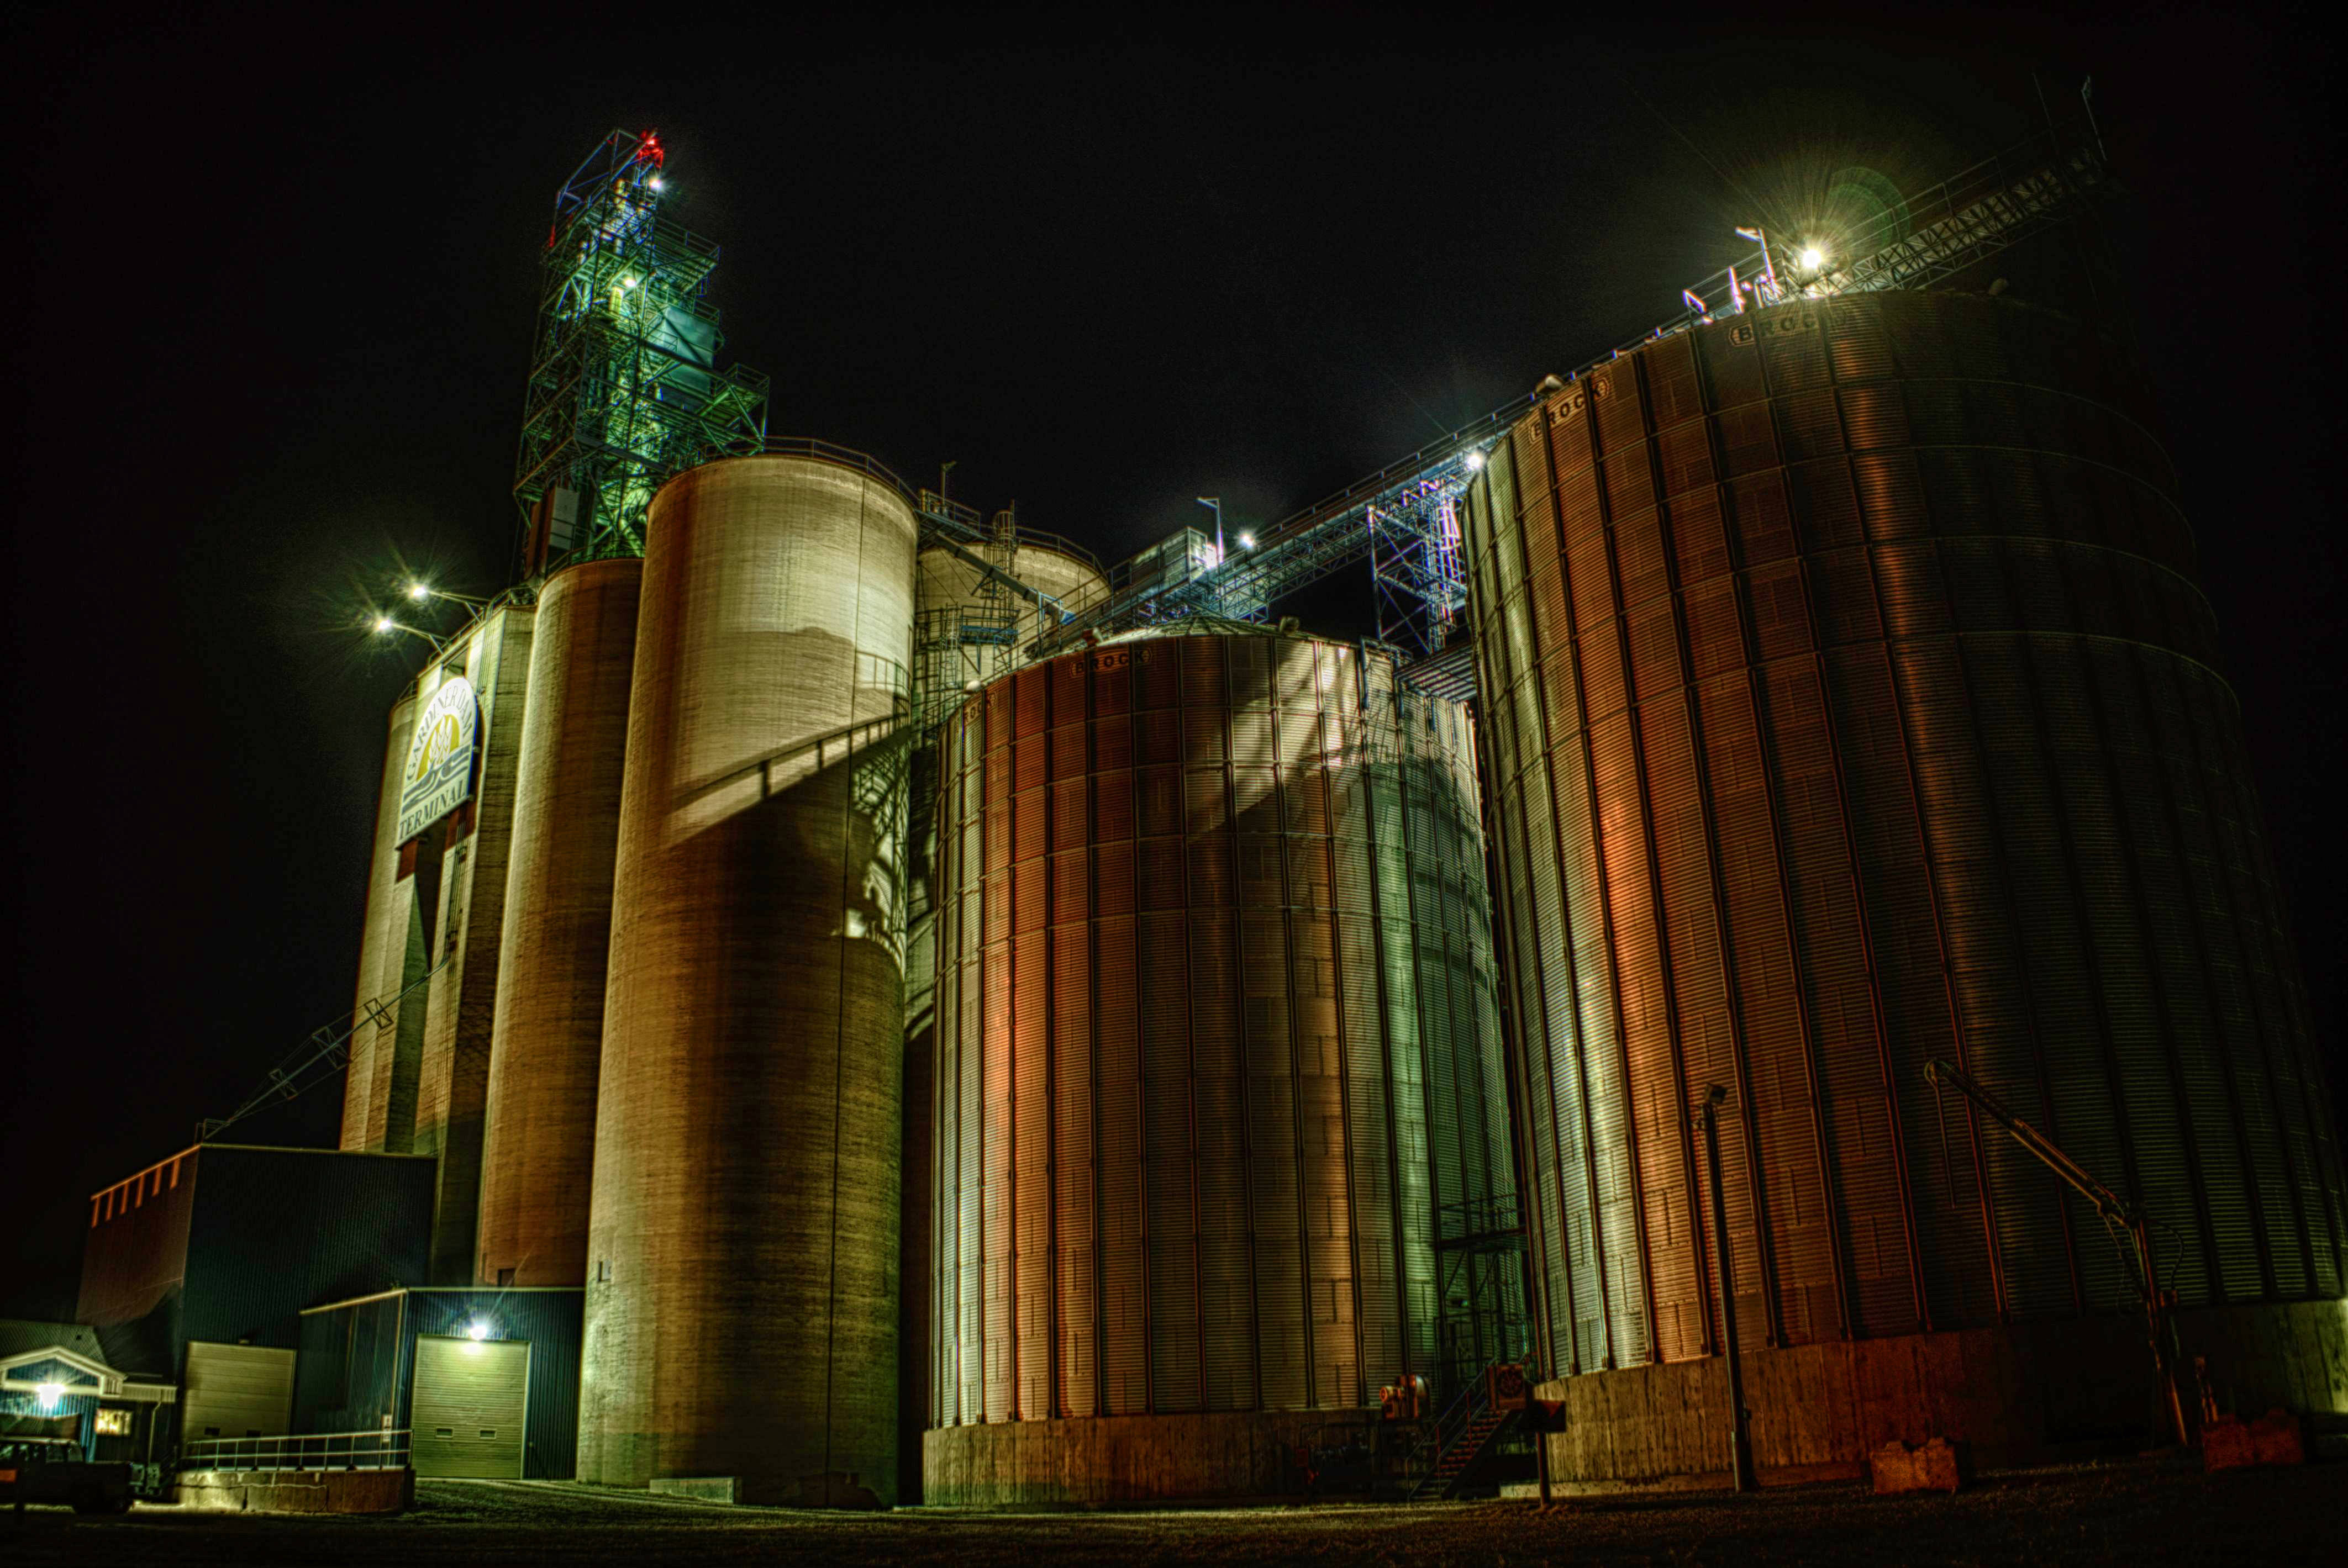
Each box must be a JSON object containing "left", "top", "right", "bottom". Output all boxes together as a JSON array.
[{"left": 398, "top": 675, "right": 479, "bottom": 844}]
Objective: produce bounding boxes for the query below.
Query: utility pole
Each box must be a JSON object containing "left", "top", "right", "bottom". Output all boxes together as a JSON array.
[{"left": 1696, "top": 1084, "right": 1758, "bottom": 1493}]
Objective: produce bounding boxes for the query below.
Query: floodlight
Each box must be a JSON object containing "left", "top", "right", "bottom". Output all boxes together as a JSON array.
[
  {"left": 374, "top": 616, "right": 396, "bottom": 633},
  {"left": 1801, "top": 247, "right": 1824, "bottom": 271},
  {"left": 467, "top": 1320, "right": 490, "bottom": 1342},
  {"left": 1465, "top": 449, "right": 1487, "bottom": 472},
  {"left": 1237, "top": 532, "right": 1255, "bottom": 550},
  {"left": 35, "top": 1381, "right": 64, "bottom": 1409},
  {"left": 408, "top": 583, "right": 431, "bottom": 601}
]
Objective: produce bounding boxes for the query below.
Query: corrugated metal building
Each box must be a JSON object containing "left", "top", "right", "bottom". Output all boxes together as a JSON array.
[
  {"left": 294, "top": 1287, "right": 583, "bottom": 1479},
  {"left": 76, "top": 1144, "right": 435, "bottom": 1448}
]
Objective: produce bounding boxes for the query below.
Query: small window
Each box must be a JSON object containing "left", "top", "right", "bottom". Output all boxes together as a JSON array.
[
  {"left": 596, "top": 1260, "right": 611, "bottom": 1283},
  {"left": 94, "top": 1409, "right": 131, "bottom": 1437},
  {"left": 436, "top": 1428, "right": 454, "bottom": 1438},
  {"left": 478, "top": 1430, "right": 496, "bottom": 1439},
  {"left": 496, "top": 1268, "right": 515, "bottom": 1287}
]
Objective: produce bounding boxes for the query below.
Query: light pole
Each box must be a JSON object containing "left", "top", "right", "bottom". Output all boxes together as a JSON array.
[
  {"left": 1696, "top": 1083, "right": 1757, "bottom": 1493},
  {"left": 1194, "top": 495, "right": 1224, "bottom": 562}
]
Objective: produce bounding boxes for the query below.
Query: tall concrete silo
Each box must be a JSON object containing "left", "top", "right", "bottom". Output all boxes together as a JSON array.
[
  {"left": 1462, "top": 289, "right": 2347, "bottom": 1483},
  {"left": 922, "top": 629, "right": 1520, "bottom": 1506},
  {"left": 581, "top": 451, "right": 917, "bottom": 1507},
  {"left": 914, "top": 523, "right": 1110, "bottom": 709},
  {"left": 409, "top": 602, "right": 535, "bottom": 1285},
  {"left": 341, "top": 690, "right": 419, "bottom": 1153},
  {"left": 477, "top": 557, "right": 642, "bottom": 1287}
]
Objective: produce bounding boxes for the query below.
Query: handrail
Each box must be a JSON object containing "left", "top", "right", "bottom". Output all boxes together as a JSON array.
[
  {"left": 750, "top": 436, "right": 921, "bottom": 508},
  {"left": 181, "top": 1429, "right": 411, "bottom": 1473}
]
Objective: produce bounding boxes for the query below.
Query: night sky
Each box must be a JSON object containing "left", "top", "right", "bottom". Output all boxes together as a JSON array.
[{"left": 7, "top": 6, "right": 2336, "bottom": 1316}]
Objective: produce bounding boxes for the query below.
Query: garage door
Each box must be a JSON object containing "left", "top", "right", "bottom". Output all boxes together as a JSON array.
[
  {"left": 410, "top": 1335, "right": 529, "bottom": 1479},
  {"left": 182, "top": 1342, "right": 295, "bottom": 1441}
]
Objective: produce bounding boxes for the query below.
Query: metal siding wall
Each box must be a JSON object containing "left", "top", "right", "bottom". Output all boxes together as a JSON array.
[
  {"left": 404, "top": 1290, "right": 582, "bottom": 1480},
  {"left": 180, "top": 1149, "right": 436, "bottom": 1357},
  {"left": 1470, "top": 291, "right": 2347, "bottom": 1384},
  {"left": 930, "top": 633, "right": 1513, "bottom": 1426}
]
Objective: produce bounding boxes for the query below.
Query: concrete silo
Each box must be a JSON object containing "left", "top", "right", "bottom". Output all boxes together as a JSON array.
[
  {"left": 477, "top": 557, "right": 643, "bottom": 1288},
  {"left": 580, "top": 450, "right": 917, "bottom": 1507},
  {"left": 1461, "top": 289, "right": 2347, "bottom": 1483},
  {"left": 408, "top": 602, "right": 535, "bottom": 1285},
  {"left": 922, "top": 628, "right": 1520, "bottom": 1505},
  {"left": 914, "top": 522, "right": 1110, "bottom": 712},
  {"left": 341, "top": 689, "right": 420, "bottom": 1153}
]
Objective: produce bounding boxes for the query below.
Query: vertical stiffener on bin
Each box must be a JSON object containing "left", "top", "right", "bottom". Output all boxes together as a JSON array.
[
  {"left": 924, "top": 628, "right": 1519, "bottom": 1502},
  {"left": 581, "top": 451, "right": 915, "bottom": 1507},
  {"left": 1462, "top": 289, "right": 2346, "bottom": 1387}
]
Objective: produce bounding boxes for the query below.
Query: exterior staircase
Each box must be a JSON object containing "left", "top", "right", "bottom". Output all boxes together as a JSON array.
[{"left": 1405, "top": 1362, "right": 1524, "bottom": 1501}]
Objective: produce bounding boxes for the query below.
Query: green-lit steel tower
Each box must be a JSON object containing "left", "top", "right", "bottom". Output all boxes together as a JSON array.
[{"left": 513, "top": 128, "right": 768, "bottom": 568}]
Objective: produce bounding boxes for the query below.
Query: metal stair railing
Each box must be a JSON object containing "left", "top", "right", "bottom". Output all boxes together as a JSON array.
[{"left": 1408, "top": 1364, "right": 1511, "bottom": 1501}]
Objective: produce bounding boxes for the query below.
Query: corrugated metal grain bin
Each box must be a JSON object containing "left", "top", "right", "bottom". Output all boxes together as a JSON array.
[
  {"left": 580, "top": 451, "right": 917, "bottom": 1507},
  {"left": 1462, "top": 289, "right": 2348, "bottom": 1479},
  {"left": 922, "top": 628, "right": 1520, "bottom": 1505},
  {"left": 478, "top": 558, "right": 642, "bottom": 1288}
]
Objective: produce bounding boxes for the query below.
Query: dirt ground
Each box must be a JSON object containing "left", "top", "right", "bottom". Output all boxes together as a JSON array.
[{"left": 4, "top": 1458, "right": 2340, "bottom": 1566}]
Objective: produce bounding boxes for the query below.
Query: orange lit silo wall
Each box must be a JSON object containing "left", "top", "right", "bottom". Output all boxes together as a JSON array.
[{"left": 1463, "top": 291, "right": 2345, "bottom": 1397}]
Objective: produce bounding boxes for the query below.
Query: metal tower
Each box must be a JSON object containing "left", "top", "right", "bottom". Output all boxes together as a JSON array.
[{"left": 512, "top": 129, "right": 770, "bottom": 568}]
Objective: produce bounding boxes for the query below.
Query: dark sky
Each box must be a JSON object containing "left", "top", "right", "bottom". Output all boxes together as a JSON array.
[{"left": 7, "top": 4, "right": 2336, "bottom": 1316}]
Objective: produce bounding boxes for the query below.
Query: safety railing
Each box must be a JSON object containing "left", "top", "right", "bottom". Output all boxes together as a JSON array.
[{"left": 180, "top": 1429, "right": 410, "bottom": 1472}]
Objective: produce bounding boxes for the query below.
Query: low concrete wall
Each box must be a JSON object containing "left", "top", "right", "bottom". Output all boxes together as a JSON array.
[
  {"left": 173, "top": 1467, "right": 414, "bottom": 1514},
  {"left": 1534, "top": 1300, "right": 2347, "bottom": 1488},
  {"left": 925, "top": 1409, "right": 1378, "bottom": 1506}
]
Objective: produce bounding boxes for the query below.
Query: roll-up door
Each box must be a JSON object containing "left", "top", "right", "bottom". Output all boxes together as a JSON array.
[
  {"left": 182, "top": 1341, "right": 296, "bottom": 1440},
  {"left": 410, "top": 1335, "right": 529, "bottom": 1478}
]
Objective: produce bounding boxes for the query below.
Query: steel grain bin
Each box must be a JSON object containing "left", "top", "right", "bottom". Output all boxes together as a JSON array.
[
  {"left": 923, "top": 629, "right": 1520, "bottom": 1504},
  {"left": 1463, "top": 289, "right": 2346, "bottom": 1475},
  {"left": 478, "top": 557, "right": 642, "bottom": 1287},
  {"left": 580, "top": 451, "right": 916, "bottom": 1507}
]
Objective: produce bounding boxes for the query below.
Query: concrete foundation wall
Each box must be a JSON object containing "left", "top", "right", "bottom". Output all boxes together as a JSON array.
[
  {"left": 173, "top": 1467, "right": 413, "bottom": 1514},
  {"left": 1534, "top": 1300, "right": 2348, "bottom": 1487},
  {"left": 924, "top": 1409, "right": 1377, "bottom": 1506}
]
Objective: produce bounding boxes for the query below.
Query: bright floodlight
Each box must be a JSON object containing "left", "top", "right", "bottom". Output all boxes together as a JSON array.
[
  {"left": 649, "top": 176, "right": 665, "bottom": 191},
  {"left": 1801, "top": 247, "right": 1824, "bottom": 270},
  {"left": 1465, "top": 449, "right": 1487, "bottom": 472},
  {"left": 35, "top": 1381, "right": 64, "bottom": 1409},
  {"left": 1237, "top": 532, "right": 1255, "bottom": 550},
  {"left": 373, "top": 616, "right": 396, "bottom": 633},
  {"left": 467, "top": 1320, "right": 490, "bottom": 1342},
  {"left": 408, "top": 582, "right": 430, "bottom": 601}
]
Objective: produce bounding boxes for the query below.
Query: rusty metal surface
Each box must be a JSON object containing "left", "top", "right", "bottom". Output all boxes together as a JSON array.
[
  {"left": 1465, "top": 290, "right": 2347, "bottom": 1382},
  {"left": 581, "top": 453, "right": 916, "bottom": 1506},
  {"left": 477, "top": 558, "right": 642, "bottom": 1288},
  {"left": 928, "top": 631, "right": 1517, "bottom": 1438}
]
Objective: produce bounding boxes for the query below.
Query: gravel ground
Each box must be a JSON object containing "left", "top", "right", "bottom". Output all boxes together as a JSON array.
[{"left": 4, "top": 1458, "right": 2340, "bottom": 1566}]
